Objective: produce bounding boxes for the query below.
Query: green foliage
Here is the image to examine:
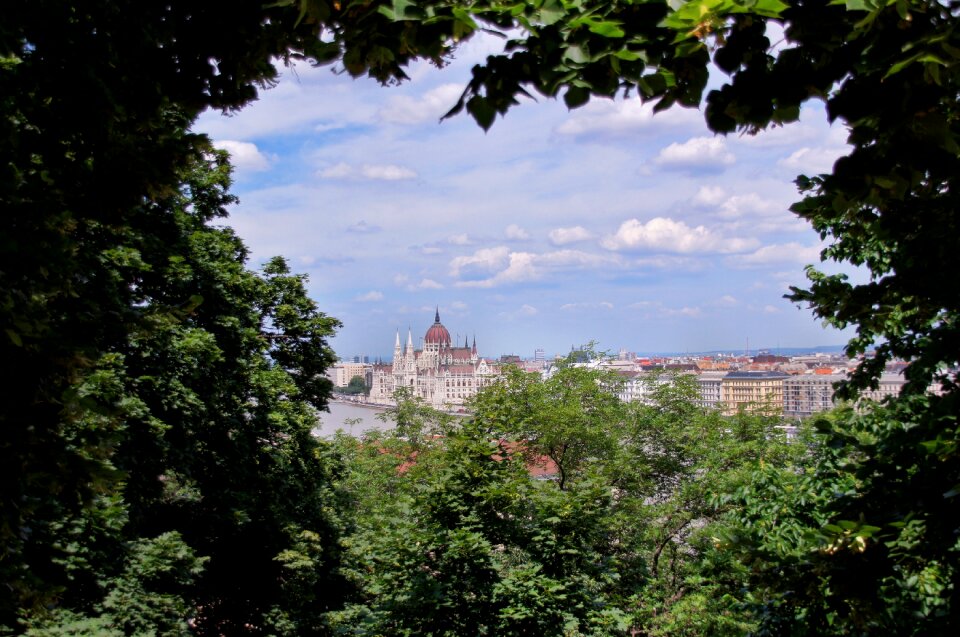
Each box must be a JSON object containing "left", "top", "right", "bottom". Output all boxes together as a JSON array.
[
  {"left": 1, "top": 140, "right": 346, "bottom": 632},
  {"left": 331, "top": 367, "right": 800, "bottom": 634},
  {"left": 341, "top": 1, "right": 960, "bottom": 631},
  {"left": 471, "top": 365, "right": 626, "bottom": 489},
  {"left": 338, "top": 375, "right": 369, "bottom": 396},
  {"left": 719, "top": 399, "right": 960, "bottom": 634},
  {"left": 6, "top": 0, "right": 960, "bottom": 634},
  {"left": 22, "top": 531, "right": 204, "bottom": 637}
]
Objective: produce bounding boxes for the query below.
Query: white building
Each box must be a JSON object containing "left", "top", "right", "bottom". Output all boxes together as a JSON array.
[
  {"left": 369, "top": 309, "right": 500, "bottom": 409},
  {"left": 695, "top": 371, "right": 727, "bottom": 410},
  {"left": 617, "top": 370, "right": 696, "bottom": 405},
  {"left": 783, "top": 373, "right": 846, "bottom": 418}
]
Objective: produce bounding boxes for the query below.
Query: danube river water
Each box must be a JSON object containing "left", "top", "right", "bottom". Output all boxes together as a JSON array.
[{"left": 313, "top": 401, "right": 396, "bottom": 438}]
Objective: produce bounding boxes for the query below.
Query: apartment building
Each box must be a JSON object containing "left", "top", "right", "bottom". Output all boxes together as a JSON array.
[{"left": 720, "top": 370, "right": 789, "bottom": 416}]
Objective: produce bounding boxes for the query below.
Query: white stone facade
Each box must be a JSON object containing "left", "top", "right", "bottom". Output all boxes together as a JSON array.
[{"left": 370, "top": 310, "right": 500, "bottom": 410}]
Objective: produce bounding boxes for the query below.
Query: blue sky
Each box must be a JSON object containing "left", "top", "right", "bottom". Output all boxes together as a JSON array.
[{"left": 194, "top": 33, "right": 858, "bottom": 361}]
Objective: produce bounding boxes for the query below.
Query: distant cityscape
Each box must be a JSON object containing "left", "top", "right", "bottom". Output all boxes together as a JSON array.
[{"left": 326, "top": 310, "right": 916, "bottom": 419}]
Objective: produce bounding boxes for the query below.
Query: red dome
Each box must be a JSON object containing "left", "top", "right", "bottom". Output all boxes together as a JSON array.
[{"left": 424, "top": 309, "right": 451, "bottom": 345}]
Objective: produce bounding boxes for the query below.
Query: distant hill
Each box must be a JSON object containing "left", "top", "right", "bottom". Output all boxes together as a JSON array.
[{"left": 640, "top": 344, "right": 850, "bottom": 358}]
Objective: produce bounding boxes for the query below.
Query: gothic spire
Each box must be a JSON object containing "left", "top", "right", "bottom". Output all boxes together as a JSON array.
[{"left": 435, "top": 306, "right": 440, "bottom": 323}]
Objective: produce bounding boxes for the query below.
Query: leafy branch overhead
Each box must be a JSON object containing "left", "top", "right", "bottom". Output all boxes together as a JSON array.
[{"left": 4, "top": 0, "right": 960, "bottom": 634}]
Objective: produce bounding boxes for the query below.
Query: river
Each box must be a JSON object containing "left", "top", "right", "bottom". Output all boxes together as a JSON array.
[{"left": 313, "top": 401, "right": 396, "bottom": 438}]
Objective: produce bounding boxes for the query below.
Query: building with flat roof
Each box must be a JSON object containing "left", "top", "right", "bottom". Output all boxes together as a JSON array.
[
  {"left": 696, "top": 371, "right": 727, "bottom": 411},
  {"left": 721, "top": 370, "right": 789, "bottom": 416},
  {"left": 328, "top": 361, "right": 371, "bottom": 388},
  {"left": 783, "top": 373, "right": 846, "bottom": 418}
]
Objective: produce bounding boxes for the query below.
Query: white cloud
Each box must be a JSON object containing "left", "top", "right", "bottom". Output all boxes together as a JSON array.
[
  {"left": 713, "top": 295, "right": 739, "bottom": 307},
  {"left": 449, "top": 247, "right": 511, "bottom": 279},
  {"left": 666, "top": 306, "right": 702, "bottom": 318},
  {"left": 500, "top": 304, "right": 539, "bottom": 320},
  {"left": 504, "top": 224, "right": 530, "bottom": 240},
  {"left": 548, "top": 225, "right": 593, "bottom": 246},
  {"left": 655, "top": 137, "right": 735, "bottom": 171},
  {"left": 449, "top": 247, "right": 616, "bottom": 288},
  {"left": 356, "top": 290, "right": 384, "bottom": 302},
  {"left": 456, "top": 252, "right": 538, "bottom": 288},
  {"left": 314, "top": 122, "right": 347, "bottom": 133},
  {"left": 717, "top": 193, "right": 780, "bottom": 219},
  {"left": 380, "top": 83, "right": 464, "bottom": 124},
  {"left": 627, "top": 300, "right": 702, "bottom": 318},
  {"left": 536, "top": 250, "right": 614, "bottom": 268},
  {"left": 413, "top": 278, "right": 444, "bottom": 290},
  {"left": 601, "top": 217, "right": 758, "bottom": 254},
  {"left": 728, "top": 242, "right": 823, "bottom": 268},
  {"left": 319, "top": 163, "right": 417, "bottom": 180},
  {"left": 693, "top": 185, "right": 727, "bottom": 207},
  {"left": 556, "top": 97, "right": 703, "bottom": 137},
  {"left": 450, "top": 301, "right": 468, "bottom": 311},
  {"left": 778, "top": 146, "right": 846, "bottom": 174},
  {"left": 213, "top": 140, "right": 271, "bottom": 171},
  {"left": 447, "top": 233, "right": 473, "bottom": 246},
  {"left": 318, "top": 162, "right": 354, "bottom": 178},
  {"left": 360, "top": 164, "right": 417, "bottom": 180}
]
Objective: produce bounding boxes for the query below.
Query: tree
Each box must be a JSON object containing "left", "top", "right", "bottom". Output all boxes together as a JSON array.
[
  {"left": 330, "top": 398, "right": 634, "bottom": 636},
  {"left": 471, "top": 365, "right": 627, "bottom": 489},
  {"left": 3, "top": 146, "right": 347, "bottom": 633},
  {"left": 465, "top": 366, "right": 798, "bottom": 634}
]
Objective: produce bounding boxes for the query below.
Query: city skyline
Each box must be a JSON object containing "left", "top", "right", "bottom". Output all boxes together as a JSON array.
[{"left": 195, "top": 31, "right": 861, "bottom": 358}]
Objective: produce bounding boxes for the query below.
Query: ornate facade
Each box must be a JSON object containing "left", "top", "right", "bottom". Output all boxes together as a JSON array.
[{"left": 369, "top": 309, "right": 500, "bottom": 409}]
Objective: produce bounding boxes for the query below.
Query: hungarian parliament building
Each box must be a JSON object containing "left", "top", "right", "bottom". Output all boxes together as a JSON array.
[{"left": 369, "top": 309, "right": 501, "bottom": 409}]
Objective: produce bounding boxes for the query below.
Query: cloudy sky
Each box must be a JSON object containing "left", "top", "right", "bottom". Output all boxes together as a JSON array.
[{"left": 195, "top": 33, "right": 858, "bottom": 361}]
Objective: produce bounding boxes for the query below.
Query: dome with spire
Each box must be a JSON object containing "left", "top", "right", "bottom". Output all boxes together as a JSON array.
[{"left": 424, "top": 307, "right": 452, "bottom": 345}]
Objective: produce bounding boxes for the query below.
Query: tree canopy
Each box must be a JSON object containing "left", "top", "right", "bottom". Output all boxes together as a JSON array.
[{"left": 4, "top": 0, "right": 960, "bottom": 633}]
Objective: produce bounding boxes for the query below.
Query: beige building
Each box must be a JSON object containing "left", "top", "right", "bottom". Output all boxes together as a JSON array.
[
  {"left": 721, "top": 370, "right": 789, "bottom": 416},
  {"left": 328, "top": 361, "right": 371, "bottom": 388},
  {"left": 858, "top": 372, "right": 906, "bottom": 403}
]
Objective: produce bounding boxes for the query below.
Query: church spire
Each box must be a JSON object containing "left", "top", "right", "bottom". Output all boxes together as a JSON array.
[{"left": 472, "top": 335, "right": 477, "bottom": 355}]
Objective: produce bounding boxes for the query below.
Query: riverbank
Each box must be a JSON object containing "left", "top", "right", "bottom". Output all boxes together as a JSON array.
[{"left": 313, "top": 401, "right": 394, "bottom": 438}]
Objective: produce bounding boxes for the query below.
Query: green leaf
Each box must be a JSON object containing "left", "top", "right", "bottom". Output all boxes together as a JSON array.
[
  {"left": 538, "top": 0, "right": 566, "bottom": 26},
  {"left": 614, "top": 49, "right": 645, "bottom": 62},
  {"left": 563, "top": 86, "right": 590, "bottom": 109},
  {"left": 588, "top": 21, "right": 626, "bottom": 39},
  {"left": 751, "top": 0, "right": 789, "bottom": 18},
  {"left": 563, "top": 44, "right": 590, "bottom": 65},
  {"left": 466, "top": 95, "right": 496, "bottom": 131}
]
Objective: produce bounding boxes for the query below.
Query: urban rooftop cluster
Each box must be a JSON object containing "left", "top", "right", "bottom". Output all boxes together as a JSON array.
[{"left": 329, "top": 327, "right": 912, "bottom": 420}]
